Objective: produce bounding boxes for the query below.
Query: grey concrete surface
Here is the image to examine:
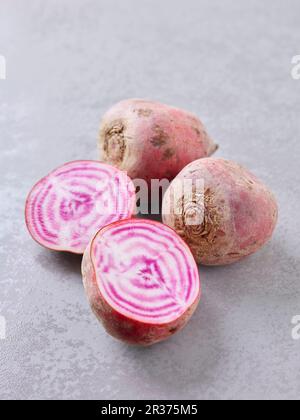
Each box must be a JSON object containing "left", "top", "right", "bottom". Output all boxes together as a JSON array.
[{"left": 0, "top": 0, "right": 300, "bottom": 400}]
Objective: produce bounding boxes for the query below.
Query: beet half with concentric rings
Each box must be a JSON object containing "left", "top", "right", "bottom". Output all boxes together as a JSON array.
[
  {"left": 82, "top": 219, "right": 201, "bottom": 346},
  {"left": 25, "top": 160, "right": 136, "bottom": 254}
]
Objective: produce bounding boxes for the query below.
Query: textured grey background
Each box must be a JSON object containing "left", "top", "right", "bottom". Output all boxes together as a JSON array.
[{"left": 0, "top": 0, "right": 299, "bottom": 400}]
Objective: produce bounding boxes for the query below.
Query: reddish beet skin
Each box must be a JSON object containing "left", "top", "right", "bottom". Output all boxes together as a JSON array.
[
  {"left": 163, "top": 158, "right": 278, "bottom": 265},
  {"left": 99, "top": 99, "right": 217, "bottom": 183}
]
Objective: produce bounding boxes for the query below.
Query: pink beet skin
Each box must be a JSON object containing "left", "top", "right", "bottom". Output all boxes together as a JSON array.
[
  {"left": 162, "top": 158, "right": 278, "bottom": 265},
  {"left": 98, "top": 99, "right": 217, "bottom": 183},
  {"left": 25, "top": 161, "right": 136, "bottom": 254},
  {"left": 82, "top": 219, "right": 201, "bottom": 346}
]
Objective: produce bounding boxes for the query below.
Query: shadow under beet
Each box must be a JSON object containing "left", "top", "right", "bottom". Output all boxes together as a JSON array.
[
  {"left": 114, "top": 294, "right": 223, "bottom": 398},
  {"left": 35, "top": 248, "right": 83, "bottom": 280}
]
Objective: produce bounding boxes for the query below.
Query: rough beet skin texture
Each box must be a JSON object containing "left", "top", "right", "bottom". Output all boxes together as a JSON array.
[
  {"left": 98, "top": 99, "right": 218, "bottom": 183},
  {"left": 82, "top": 219, "right": 201, "bottom": 346},
  {"left": 162, "top": 158, "right": 278, "bottom": 266}
]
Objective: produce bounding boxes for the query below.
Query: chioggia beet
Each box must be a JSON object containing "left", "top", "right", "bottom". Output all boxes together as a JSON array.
[
  {"left": 82, "top": 219, "right": 201, "bottom": 346},
  {"left": 162, "top": 158, "right": 278, "bottom": 265},
  {"left": 98, "top": 99, "right": 218, "bottom": 183},
  {"left": 25, "top": 161, "right": 136, "bottom": 254}
]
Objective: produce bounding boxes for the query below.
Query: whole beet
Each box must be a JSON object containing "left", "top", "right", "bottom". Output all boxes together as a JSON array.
[
  {"left": 98, "top": 99, "right": 217, "bottom": 183},
  {"left": 162, "top": 158, "right": 278, "bottom": 265}
]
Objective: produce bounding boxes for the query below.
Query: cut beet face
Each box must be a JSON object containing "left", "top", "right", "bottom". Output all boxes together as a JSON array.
[
  {"left": 82, "top": 219, "right": 201, "bottom": 346},
  {"left": 25, "top": 161, "right": 136, "bottom": 254}
]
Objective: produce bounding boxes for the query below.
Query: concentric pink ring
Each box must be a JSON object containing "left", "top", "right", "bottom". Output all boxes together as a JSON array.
[
  {"left": 25, "top": 160, "right": 136, "bottom": 253},
  {"left": 90, "top": 219, "right": 201, "bottom": 325}
]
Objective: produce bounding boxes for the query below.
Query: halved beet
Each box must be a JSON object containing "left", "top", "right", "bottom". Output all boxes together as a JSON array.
[
  {"left": 82, "top": 219, "right": 201, "bottom": 346},
  {"left": 25, "top": 161, "right": 136, "bottom": 254}
]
